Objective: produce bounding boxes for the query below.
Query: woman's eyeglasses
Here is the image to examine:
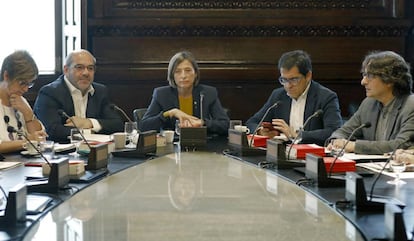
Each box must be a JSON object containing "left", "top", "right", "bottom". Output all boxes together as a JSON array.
[{"left": 19, "top": 80, "right": 35, "bottom": 89}]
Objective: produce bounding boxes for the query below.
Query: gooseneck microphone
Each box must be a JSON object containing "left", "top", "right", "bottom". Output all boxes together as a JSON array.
[
  {"left": 327, "top": 122, "right": 371, "bottom": 177},
  {"left": 287, "top": 109, "right": 323, "bottom": 160},
  {"left": 249, "top": 101, "right": 281, "bottom": 147},
  {"left": 110, "top": 104, "right": 133, "bottom": 123},
  {"left": 200, "top": 92, "right": 204, "bottom": 123},
  {"left": 368, "top": 135, "right": 414, "bottom": 201},
  {"left": 58, "top": 109, "right": 92, "bottom": 150},
  {"left": 7, "top": 126, "right": 52, "bottom": 168}
]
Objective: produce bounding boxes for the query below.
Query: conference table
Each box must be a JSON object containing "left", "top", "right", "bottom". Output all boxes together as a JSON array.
[{"left": 0, "top": 136, "right": 412, "bottom": 240}]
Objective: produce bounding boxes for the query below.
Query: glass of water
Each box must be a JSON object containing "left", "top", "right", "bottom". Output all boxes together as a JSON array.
[
  {"left": 70, "top": 128, "right": 83, "bottom": 157},
  {"left": 124, "top": 122, "right": 137, "bottom": 148},
  {"left": 387, "top": 160, "right": 406, "bottom": 185}
]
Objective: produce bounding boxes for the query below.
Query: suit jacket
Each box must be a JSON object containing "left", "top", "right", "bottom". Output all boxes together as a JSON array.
[
  {"left": 330, "top": 95, "right": 414, "bottom": 154},
  {"left": 34, "top": 75, "right": 123, "bottom": 142},
  {"left": 140, "top": 84, "right": 229, "bottom": 135},
  {"left": 246, "top": 80, "right": 342, "bottom": 146}
]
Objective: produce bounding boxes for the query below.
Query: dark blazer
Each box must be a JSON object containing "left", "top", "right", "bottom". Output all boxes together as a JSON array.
[
  {"left": 330, "top": 95, "right": 414, "bottom": 154},
  {"left": 246, "top": 81, "right": 342, "bottom": 146},
  {"left": 34, "top": 75, "right": 123, "bottom": 143},
  {"left": 140, "top": 84, "right": 229, "bottom": 135}
]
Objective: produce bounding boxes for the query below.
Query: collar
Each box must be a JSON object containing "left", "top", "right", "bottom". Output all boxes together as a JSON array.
[{"left": 64, "top": 76, "right": 95, "bottom": 96}]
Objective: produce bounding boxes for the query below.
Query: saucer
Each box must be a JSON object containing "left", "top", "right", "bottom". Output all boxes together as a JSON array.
[{"left": 21, "top": 150, "right": 40, "bottom": 157}]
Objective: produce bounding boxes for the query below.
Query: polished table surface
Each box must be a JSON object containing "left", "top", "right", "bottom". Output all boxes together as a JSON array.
[{"left": 29, "top": 151, "right": 364, "bottom": 241}]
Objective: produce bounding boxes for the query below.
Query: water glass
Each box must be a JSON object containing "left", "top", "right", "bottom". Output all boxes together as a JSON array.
[
  {"left": 387, "top": 160, "right": 406, "bottom": 185},
  {"left": 124, "top": 122, "right": 137, "bottom": 148},
  {"left": 175, "top": 120, "right": 181, "bottom": 136},
  {"left": 70, "top": 128, "right": 83, "bottom": 157},
  {"left": 42, "top": 140, "right": 55, "bottom": 161}
]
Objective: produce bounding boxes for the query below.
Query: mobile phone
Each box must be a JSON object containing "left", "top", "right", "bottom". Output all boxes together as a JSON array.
[{"left": 262, "top": 122, "right": 276, "bottom": 131}]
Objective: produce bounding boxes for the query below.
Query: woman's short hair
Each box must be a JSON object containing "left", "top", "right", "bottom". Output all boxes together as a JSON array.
[
  {"left": 1, "top": 50, "right": 38, "bottom": 82},
  {"left": 361, "top": 51, "right": 412, "bottom": 96},
  {"left": 167, "top": 51, "right": 200, "bottom": 87},
  {"left": 278, "top": 50, "right": 312, "bottom": 76}
]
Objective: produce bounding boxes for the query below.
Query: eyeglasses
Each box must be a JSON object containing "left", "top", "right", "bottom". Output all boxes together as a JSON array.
[
  {"left": 72, "top": 64, "right": 96, "bottom": 72},
  {"left": 18, "top": 80, "right": 35, "bottom": 89},
  {"left": 361, "top": 72, "right": 378, "bottom": 80},
  {"left": 278, "top": 76, "right": 303, "bottom": 85}
]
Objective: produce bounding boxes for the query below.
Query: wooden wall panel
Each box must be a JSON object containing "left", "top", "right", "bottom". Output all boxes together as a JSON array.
[{"left": 84, "top": 0, "right": 413, "bottom": 122}]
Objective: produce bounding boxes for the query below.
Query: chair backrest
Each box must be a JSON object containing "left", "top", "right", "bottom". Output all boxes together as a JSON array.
[{"left": 133, "top": 108, "right": 148, "bottom": 126}]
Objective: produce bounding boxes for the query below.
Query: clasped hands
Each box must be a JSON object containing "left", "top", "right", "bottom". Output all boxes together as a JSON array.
[
  {"left": 327, "top": 138, "right": 356, "bottom": 153},
  {"left": 168, "top": 108, "right": 203, "bottom": 127},
  {"left": 64, "top": 116, "right": 93, "bottom": 129}
]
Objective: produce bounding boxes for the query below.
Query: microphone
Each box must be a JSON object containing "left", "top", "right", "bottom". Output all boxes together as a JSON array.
[
  {"left": 287, "top": 109, "right": 324, "bottom": 160},
  {"left": 7, "top": 126, "right": 52, "bottom": 168},
  {"left": 368, "top": 135, "right": 414, "bottom": 201},
  {"left": 57, "top": 109, "right": 92, "bottom": 150},
  {"left": 327, "top": 122, "right": 371, "bottom": 176},
  {"left": 200, "top": 92, "right": 204, "bottom": 123},
  {"left": 249, "top": 101, "right": 281, "bottom": 147},
  {"left": 110, "top": 104, "right": 133, "bottom": 123}
]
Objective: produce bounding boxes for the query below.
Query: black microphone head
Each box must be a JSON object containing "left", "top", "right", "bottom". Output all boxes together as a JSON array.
[
  {"left": 4, "top": 116, "right": 9, "bottom": 123},
  {"left": 315, "top": 109, "right": 323, "bottom": 116},
  {"left": 7, "top": 126, "right": 15, "bottom": 133},
  {"left": 363, "top": 122, "right": 371, "bottom": 128},
  {"left": 57, "top": 109, "right": 64, "bottom": 116},
  {"left": 109, "top": 104, "right": 116, "bottom": 110}
]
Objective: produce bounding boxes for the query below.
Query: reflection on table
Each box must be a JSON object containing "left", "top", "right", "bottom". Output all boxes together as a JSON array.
[{"left": 31, "top": 152, "right": 364, "bottom": 241}]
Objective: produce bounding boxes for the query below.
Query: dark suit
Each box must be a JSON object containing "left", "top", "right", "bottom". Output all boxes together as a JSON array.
[
  {"left": 140, "top": 84, "right": 229, "bottom": 135},
  {"left": 34, "top": 75, "right": 123, "bottom": 142},
  {"left": 246, "top": 80, "right": 342, "bottom": 146},
  {"left": 330, "top": 95, "right": 414, "bottom": 154}
]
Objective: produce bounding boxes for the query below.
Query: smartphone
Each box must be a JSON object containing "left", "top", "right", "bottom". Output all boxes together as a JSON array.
[{"left": 261, "top": 122, "right": 276, "bottom": 131}]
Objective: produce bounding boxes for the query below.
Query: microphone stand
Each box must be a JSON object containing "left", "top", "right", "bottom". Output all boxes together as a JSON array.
[
  {"left": 58, "top": 110, "right": 92, "bottom": 150},
  {"left": 111, "top": 104, "right": 133, "bottom": 123},
  {"left": 249, "top": 101, "right": 281, "bottom": 147},
  {"left": 286, "top": 109, "right": 323, "bottom": 160},
  {"left": 8, "top": 127, "right": 69, "bottom": 193},
  {"left": 327, "top": 122, "right": 371, "bottom": 177}
]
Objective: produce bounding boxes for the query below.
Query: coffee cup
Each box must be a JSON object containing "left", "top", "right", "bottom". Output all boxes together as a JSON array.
[
  {"left": 112, "top": 132, "right": 127, "bottom": 149},
  {"left": 23, "top": 141, "right": 39, "bottom": 155},
  {"left": 163, "top": 130, "right": 175, "bottom": 143},
  {"left": 234, "top": 125, "right": 250, "bottom": 134}
]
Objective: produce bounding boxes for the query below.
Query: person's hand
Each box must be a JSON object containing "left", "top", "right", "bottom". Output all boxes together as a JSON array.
[
  {"left": 27, "top": 130, "right": 48, "bottom": 141},
  {"left": 168, "top": 109, "right": 203, "bottom": 127},
  {"left": 9, "top": 94, "right": 32, "bottom": 116},
  {"left": 395, "top": 149, "right": 414, "bottom": 165},
  {"left": 257, "top": 127, "right": 280, "bottom": 138},
  {"left": 329, "top": 138, "right": 355, "bottom": 153},
  {"left": 64, "top": 116, "right": 93, "bottom": 129},
  {"left": 271, "top": 119, "right": 296, "bottom": 139}
]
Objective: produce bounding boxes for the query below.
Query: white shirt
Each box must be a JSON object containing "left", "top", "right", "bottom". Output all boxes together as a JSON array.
[
  {"left": 289, "top": 82, "right": 311, "bottom": 132},
  {"left": 64, "top": 76, "right": 102, "bottom": 132}
]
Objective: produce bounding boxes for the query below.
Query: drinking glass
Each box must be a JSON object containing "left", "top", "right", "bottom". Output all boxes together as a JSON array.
[
  {"left": 70, "top": 128, "right": 83, "bottom": 157},
  {"left": 124, "top": 122, "right": 137, "bottom": 148},
  {"left": 229, "top": 120, "right": 242, "bottom": 130},
  {"left": 42, "top": 140, "right": 55, "bottom": 161},
  {"left": 175, "top": 120, "right": 181, "bottom": 136},
  {"left": 387, "top": 160, "right": 406, "bottom": 185}
]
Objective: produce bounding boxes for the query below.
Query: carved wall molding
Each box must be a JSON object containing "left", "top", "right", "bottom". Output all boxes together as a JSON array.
[
  {"left": 91, "top": 25, "right": 408, "bottom": 37},
  {"left": 114, "top": 0, "right": 372, "bottom": 9}
]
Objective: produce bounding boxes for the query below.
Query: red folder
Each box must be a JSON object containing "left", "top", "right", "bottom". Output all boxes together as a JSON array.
[
  {"left": 323, "top": 156, "right": 356, "bottom": 173},
  {"left": 289, "top": 144, "right": 325, "bottom": 159},
  {"left": 247, "top": 135, "right": 269, "bottom": 147}
]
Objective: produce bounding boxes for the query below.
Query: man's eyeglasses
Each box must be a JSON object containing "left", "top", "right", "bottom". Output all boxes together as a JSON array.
[
  {"left": 72, "top": 64, "right": 96, "bottom": 72},
  {"left": 278, "top": 76, "right": 303, "bottom": 85},
  {"left": 19, "top": 80, "right": 34, "bottom": 89}
]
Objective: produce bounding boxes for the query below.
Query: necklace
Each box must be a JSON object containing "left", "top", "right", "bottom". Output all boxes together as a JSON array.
[{"left": 2, "top": 105, "right": 22, "bottom": 140}]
